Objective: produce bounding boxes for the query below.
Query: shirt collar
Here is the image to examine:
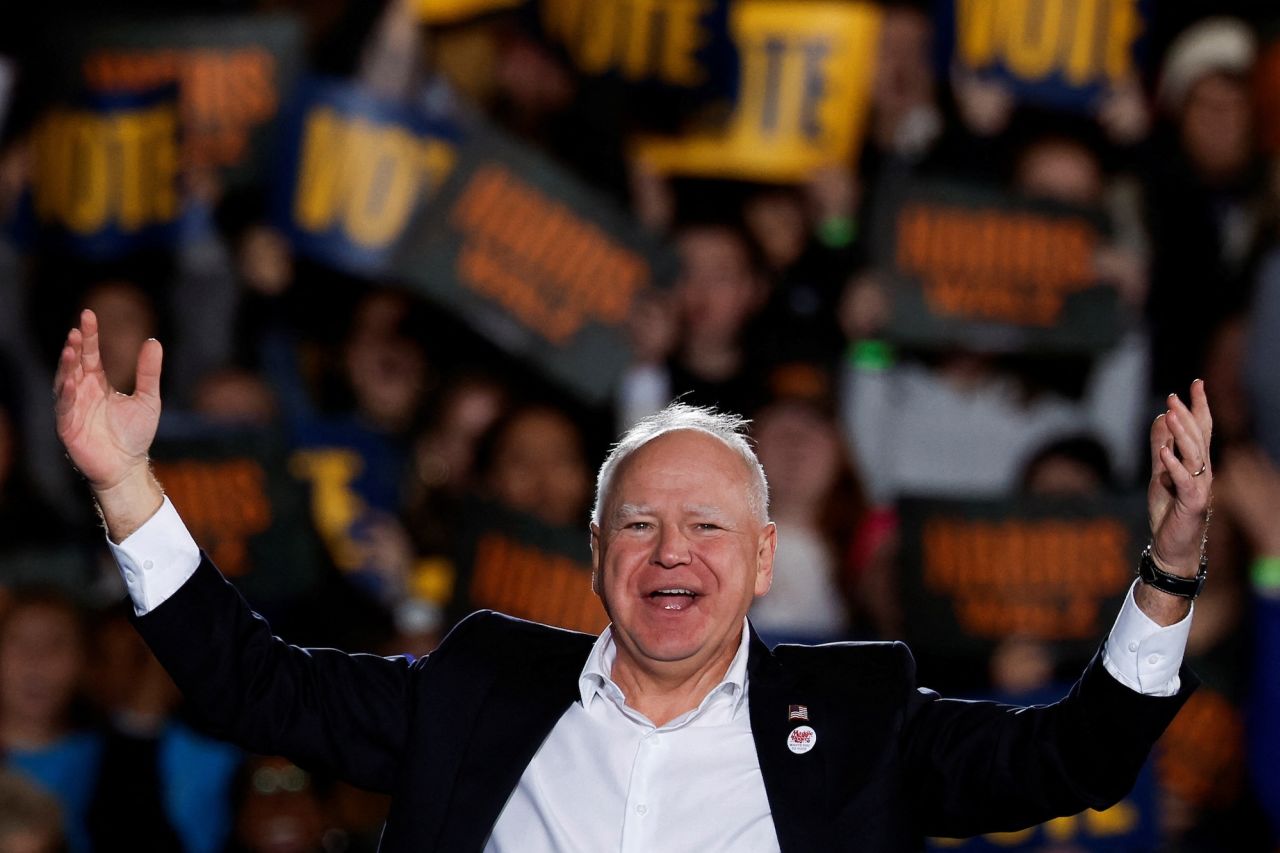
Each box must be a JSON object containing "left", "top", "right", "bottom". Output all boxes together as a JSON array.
[{"left": 578, "top": 618, "right": 753, "bottom": 720}]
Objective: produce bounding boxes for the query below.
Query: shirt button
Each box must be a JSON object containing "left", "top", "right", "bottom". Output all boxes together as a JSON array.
[
  {"left": 1147, "top": 654, "right": 1161, "bottom": 665},
  {"left": 1127, "top": 641, "right": 1139, "bottom": 653},
  {"left": 635, "top": 804, "right": 648, "bottom": 816},
  {"left": 143, "top": 560, "right": 154, "bottom": 570},
  {"left": 124, "top": 570, "right": 136, "bottom": 584}
]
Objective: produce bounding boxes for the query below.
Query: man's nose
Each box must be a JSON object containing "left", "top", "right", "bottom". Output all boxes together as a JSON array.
[{"left": 651, "top": 526, "right": 691, "bottom": 568}]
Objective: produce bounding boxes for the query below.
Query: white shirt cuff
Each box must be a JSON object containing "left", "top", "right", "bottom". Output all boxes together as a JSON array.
[
  {"left": 106, "top": 496, "right": 201, "bottom": 615},
  {"left": 1101, "top": 580, "right": 1193, "bottom": 697}
]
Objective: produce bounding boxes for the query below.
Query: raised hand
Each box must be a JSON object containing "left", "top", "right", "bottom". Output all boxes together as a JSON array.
[
  {"left": 1147, "top": 379, "right": 1213, "bottom": 577},
  {"left": 54, "top": 309, "right": 165, "bottom": 538}
]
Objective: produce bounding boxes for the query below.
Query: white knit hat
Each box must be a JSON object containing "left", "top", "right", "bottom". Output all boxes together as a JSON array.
[{"left": 1157, "top": 17, "right": 1256, "bottom": 112}]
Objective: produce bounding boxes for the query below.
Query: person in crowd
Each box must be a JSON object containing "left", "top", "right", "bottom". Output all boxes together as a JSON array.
[
  {"left": 747, "top": 397, "right": 866, "bottom": 646},
  {"left": 84, "top": 605, "right": 242, "bottom": 853},
  {"left": 477, "top": 403, "right": 592, "bottom": 531},
  {"left": 866, "top": 3, "right": 943, "bottom": 169},
  {"left": 743, "top": 168, "right": 861, "bottom": 367},
  {"left": 289, "top": 289, "right": 431, "bottom": 599},
  {"left": 619, "top": 215, "right": 771, "bottom": 425},
  {"left": 53, "top": 307, "right": 1212, "bottom": 851},
  {"left": 403, "top": 373, "right": 509, "bottom": 560},
  {"left": 0, "top": 590, "right": 99, "bottom": 853},
  {"left": 442, "top": 400, "right": 600, "bottom": 634},
  {"left": 1146, "top": 16, "right": 1268, "bottom": 398},
  {"left": 839, "top": 126, "right": 1149, "bottom": 503}
]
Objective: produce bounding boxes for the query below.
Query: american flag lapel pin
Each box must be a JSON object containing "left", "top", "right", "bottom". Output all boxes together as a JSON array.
[{"left": 786, "top": 705, "right": 816, "bottom": 754}]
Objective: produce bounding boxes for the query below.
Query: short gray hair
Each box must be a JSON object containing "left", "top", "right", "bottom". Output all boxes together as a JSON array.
[{"left": 592, "top": 403, "right": 770, "bottom": 525}]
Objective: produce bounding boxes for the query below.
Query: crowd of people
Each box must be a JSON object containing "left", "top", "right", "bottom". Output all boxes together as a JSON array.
[{"left": 0, "top": 0, "right": 1279, "bottom": 850}]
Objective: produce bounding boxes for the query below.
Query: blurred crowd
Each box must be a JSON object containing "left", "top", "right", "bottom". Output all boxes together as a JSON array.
[{"left": 1, "top": 0, "right": 1280, "bottom": 851}]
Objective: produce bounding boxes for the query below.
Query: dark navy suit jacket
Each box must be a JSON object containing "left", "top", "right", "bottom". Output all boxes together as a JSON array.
[{"left": 134, "top": 557, "right": 1196, "bottom": 852}]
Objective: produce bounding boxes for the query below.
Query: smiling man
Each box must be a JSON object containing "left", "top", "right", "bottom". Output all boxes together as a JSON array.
[
  {"left": 591, "top": 427, "right": 776, "bottom": 721},
  {"left": 54, "top": 309, "right": 1210, "bottom": 852}
]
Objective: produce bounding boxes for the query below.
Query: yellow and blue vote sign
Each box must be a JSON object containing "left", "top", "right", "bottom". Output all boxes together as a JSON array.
[
  {"left": 393, "top": 122, "right": 676, "bottom": 405},
  {"left": 271, "top": 77, "right": 459, "bottom": 277},
  {"left": 534, "top": 0, "right": 738, "bottom": 100},
  {"left": 634, "top": 0, "right": 881, "bottom": 183},
  {"left": 939, "top": 0, "right": 1150, "bottom": 112},
  {"left": 24, "top": 87, "right": 182, "bottom": 259},
  {"left": 61, "top": 14, "right": 304, "bottom": 186}
]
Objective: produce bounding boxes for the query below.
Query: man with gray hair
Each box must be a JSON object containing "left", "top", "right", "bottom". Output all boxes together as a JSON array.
[{"left": 54, "top": 309, "right": 1211, "bottom": 851}]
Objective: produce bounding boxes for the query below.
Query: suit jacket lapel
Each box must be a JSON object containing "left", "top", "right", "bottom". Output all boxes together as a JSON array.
[
  {"left": 748, "top": 628, "right": 831, "bottom": 853},
  {"left": 435, "top": 640, "right": 590, "bottom": 851}
]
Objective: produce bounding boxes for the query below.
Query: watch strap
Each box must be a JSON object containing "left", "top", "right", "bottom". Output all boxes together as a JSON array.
[{"left": 1137, "top": 545, "right": 1207, "bottom": 599}]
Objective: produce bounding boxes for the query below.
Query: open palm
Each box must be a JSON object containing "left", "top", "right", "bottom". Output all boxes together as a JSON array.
[{"left": 54, "top": 309, "right": 163, "bottom": 491}]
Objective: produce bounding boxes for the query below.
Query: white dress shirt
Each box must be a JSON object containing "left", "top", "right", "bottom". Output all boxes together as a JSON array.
[
  {"left": 108, "top": 498, "right": 1194, "bottom": 851},
  {"left": 485, "top": 620, "right": 779, "bottom": 852}
]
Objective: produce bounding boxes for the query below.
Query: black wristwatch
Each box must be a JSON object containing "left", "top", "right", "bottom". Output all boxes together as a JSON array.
[{"left": 1137, "top": 545, "right": 1207, "bottom": 599}]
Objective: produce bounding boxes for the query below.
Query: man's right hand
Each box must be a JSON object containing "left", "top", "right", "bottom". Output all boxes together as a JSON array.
[{"left": 54, "top": 309, "right": 165, "bottom": 541}]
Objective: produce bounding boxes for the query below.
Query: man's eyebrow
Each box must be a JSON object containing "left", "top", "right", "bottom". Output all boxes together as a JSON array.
[
  {"left": 684, "top": 504, "right": 730, "bottom": 522},
  {"left": 611, "top": 504, "right": 651, "bottom": 523}
]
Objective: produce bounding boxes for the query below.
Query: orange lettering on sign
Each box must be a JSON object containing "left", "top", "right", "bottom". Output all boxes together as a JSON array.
[
  {"left": 896, "top": 203, "right": 1098, "bottom": 327},
  {"left": 450, "top": 164, "right": 649, "bottom": 344},
  {"left": 921, "top": 515, "right": 1130, "bottom": 640},
  {"left": 469, "top": 532, "right": 607, "bottom": 633},
  {"left": 81, "top": 46, "right": 279, "bottom": 171},
  {"left": 153, "top": 458, "right": 274, "bottom": 576}
]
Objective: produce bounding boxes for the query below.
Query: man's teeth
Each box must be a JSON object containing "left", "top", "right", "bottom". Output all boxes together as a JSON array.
[{"left": 650, "top": 588, "right": 696, "bottom": 610}]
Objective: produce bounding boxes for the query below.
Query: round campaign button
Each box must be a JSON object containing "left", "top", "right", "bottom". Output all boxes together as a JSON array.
[{"left": 787, "top": 725, "right": 817, "bottom": 754}]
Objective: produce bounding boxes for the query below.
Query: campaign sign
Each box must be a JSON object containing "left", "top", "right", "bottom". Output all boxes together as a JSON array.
[
  {"left": 450, "top": 497, "right": 607, "bottom": 634},
  {"left": 634, "top": 0, "right": 881, "bottom": 182},
  {"left": 27, "top": 87, "right": 181, "bottom": 259},
  {"left": 150, "top": 424, "right": 324, "bottom": 605},
  {"left": 896, "top": 495, "right": 1145, "bottom": 662},
  {"left": 272, "top": 76, "right": 460, "bottom": 277},
  {"left": 938, "top": 0, "right": 1149, "bottom": 112},
  {"left": 394, "top": 123, "right": 676, "bottom": 405},
  {"left": 534, "top": 0, "right": 737, "bottom": 101},
  {"left": 66, "top": 14, "right": 304, "bottom": 184},
  {"left": 873, "top": 181, "right": 1119, "bottom": 353}
]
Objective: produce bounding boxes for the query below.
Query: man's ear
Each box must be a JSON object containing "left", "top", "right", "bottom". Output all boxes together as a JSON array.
[
  {"left": 590, "top": 523, "right": 602, "bottom": 596},
  {"left": 753, "top": 521, "right": 777, "bottom": 597}
]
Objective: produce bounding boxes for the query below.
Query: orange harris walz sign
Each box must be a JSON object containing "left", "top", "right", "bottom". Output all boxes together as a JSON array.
[
  {"left": 896, "top": 495, "right": 1146, "bottom": 660},
  {"left": 876, "top": 181, "right": 1120, "bottom": 353},
  {"left": 66, "top": 14, "right": 303, "bottom": 181},
  {"left": 394, "top": 124, "right": 677, "bottom": 406}
]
